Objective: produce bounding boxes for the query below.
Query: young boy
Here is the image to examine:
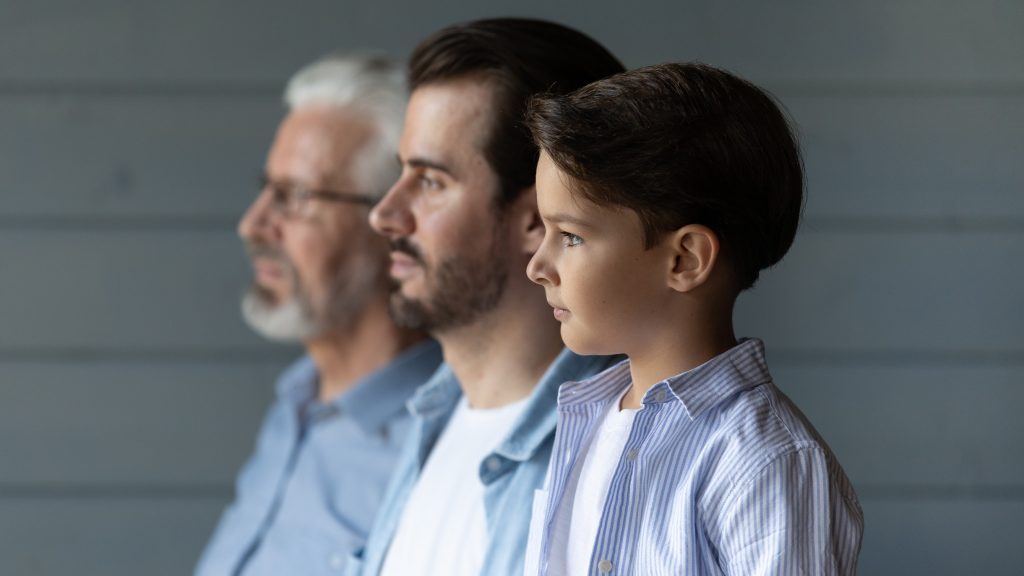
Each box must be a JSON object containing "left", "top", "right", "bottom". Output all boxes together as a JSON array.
[{"left": 522, "top": 63, "right": 863, "bottom": 575}]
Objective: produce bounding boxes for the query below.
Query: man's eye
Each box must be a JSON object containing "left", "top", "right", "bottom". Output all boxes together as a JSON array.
[
  {"left": 560, "top": 232, "right": 583, "bottom": 247},
  {"left": 418, "top": 175, "right": 442, "bottom": 190}
]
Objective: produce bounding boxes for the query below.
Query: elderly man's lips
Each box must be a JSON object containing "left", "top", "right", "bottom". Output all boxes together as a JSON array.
[{"left": 252, "top": 259, "right": 286, "bottom": 283}]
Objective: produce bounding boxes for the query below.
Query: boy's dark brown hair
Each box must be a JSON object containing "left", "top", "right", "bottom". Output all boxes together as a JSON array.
[
  {"left": 408, "top": 18, "right": 624, "bottom": 208},
  {"left": 526, "top": 62, "right": 804, "bottom": 291}
]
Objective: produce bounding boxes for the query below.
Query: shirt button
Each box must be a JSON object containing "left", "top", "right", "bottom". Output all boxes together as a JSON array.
[
  {"left": 625, "top": 448, "right": 638, "bottom": 461},
  {"left": 598, "top": 559, "right": 614, "bottom": 573},
  {"left": 486, "top": 456, "right": 502, "bottom": 472},
  {"left": 653, "top": 390, "right": 666, "bottom": 403},
  {"left": 328, "top": 553, "right": 345, "bottom": 571}
]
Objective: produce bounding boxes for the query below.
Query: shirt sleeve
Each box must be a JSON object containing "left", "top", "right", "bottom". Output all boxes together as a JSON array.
[{"left": 714, "top": 445, "right": 861, "bottom": 576}]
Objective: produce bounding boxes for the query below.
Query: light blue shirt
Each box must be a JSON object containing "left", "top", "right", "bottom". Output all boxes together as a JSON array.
[
  {"left": 195, "top": 340, "right": 442, "bottom": 576},
  {"left": 347, "top": 348, "right": 618, "bottom": 576},
  {"left": 529, "top": 338, "right": 864, "bottom": 576}
]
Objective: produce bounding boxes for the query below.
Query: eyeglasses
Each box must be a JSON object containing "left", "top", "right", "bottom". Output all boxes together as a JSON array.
[{"left": 259, "top": 175, "right": 377, "bottom": 219}]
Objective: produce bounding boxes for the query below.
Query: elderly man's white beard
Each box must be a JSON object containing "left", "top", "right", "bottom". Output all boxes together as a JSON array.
[
  {"left": 240, "top": 240, "right": 325, "bottom": 342},
  {"left": 240, "top": 240, "right": 383, "bottom": 343},
  {"left": 241, "top": 286, "right": 321, "bottom": 342}
]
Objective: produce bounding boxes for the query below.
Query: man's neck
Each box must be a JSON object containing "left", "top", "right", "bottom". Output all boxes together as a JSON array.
[
  {"left": 437, "top": 290, "right": 564, "bottom": 410},
  {"left": 306, "top": 300, "right": 426, "bottom": 402}
]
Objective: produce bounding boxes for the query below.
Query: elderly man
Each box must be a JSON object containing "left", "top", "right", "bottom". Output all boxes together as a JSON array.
[
  {"left": 195, "top": 54, "right": 441, "bottom": 576},
  {"left": 350, "top": 19, "right": 625, "bottom": 576}
]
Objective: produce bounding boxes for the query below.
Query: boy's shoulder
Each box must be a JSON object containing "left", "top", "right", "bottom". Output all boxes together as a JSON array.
[{"left": 697, "top": 379, "right": 846, "bottom": 496}]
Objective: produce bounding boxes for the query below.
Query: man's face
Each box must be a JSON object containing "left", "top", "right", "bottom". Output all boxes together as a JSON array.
[
  {"left": 369, "top": 78, "right": 511, "bottom": 334},
  {"left": 238, "top": 104, "right": 386, "bottom": 341}
]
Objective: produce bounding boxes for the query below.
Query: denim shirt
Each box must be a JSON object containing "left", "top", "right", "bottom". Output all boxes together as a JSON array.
[
  {"left": 195, "top": 340, "right": 442, "bottom": 576},
  {"left": 347, "top": 349, "right": 617, "bottom": 576}
]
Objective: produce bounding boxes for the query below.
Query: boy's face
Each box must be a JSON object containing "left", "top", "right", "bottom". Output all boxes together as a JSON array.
[{"left": 527, "top": 152, "right": 672, "bottom": 356}]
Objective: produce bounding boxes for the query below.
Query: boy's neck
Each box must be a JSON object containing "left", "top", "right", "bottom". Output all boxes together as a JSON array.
[{"left": 620, "top": 310, "right": 737, "bottom": 411}]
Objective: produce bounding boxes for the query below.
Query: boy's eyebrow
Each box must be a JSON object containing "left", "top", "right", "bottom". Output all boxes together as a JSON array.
[{"left": 542, "top": 211, "right": 594, "bottom": 229}]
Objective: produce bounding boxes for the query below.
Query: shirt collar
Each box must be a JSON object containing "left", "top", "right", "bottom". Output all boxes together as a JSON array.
[
  {"left": 559, "top": 338, "right": 772, "bottom": 420},
  {"left": 407, "top": 348, "right": 616, "bottom": 462},
  {"left": 276, "top": 339, "right": 443, "bottom": 434},
  {"left": 406, "top": 363, "right": 462, "bottom": 420},
  {"left": 497, "top": 349, "right": 613, "bottom": 462}
]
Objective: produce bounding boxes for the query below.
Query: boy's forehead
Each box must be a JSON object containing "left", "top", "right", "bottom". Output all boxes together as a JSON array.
[
  {"left": 537, "top": 153, "right": 647, "bottom": 237},
  {"left": 537, "top": 153, "right": 592, "bottom": 212}
]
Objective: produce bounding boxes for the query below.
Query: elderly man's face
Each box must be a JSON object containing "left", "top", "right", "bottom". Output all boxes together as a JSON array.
[{"left": 238, "top": 104, "right": 387, "bottom": 341}]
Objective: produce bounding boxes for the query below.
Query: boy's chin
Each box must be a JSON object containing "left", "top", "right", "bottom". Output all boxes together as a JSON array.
[{"left": 561, "top": 329, "right": 620, "bottom": 357}]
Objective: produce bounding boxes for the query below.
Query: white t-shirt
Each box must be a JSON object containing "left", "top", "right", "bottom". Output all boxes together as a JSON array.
[
  {"left": 548, "top": 390, "right": 637, "bottom": 575},
  {"left": 380, "top": 394, "right": 529, "bottom": 576}
]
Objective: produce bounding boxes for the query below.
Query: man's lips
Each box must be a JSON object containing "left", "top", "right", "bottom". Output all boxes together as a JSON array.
[{"left": 389, "top": 251, "right": 422, "bottom": 280}]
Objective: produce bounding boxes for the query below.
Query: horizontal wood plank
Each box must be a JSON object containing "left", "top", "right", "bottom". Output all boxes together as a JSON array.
[
  {"left": 0, "top": 496, "right": 226, "bottom": 576},
  {"left": 3, "top": 93, "right": 1021, "bottom": 222},
  {"left": 0, "top": 494, "right": 1019, "bottom": 576},
  {"left": 858, "top": 497, "right": 1024, "bottom": 575},
  {"left": 0, "top": 229, "right": 274, "bottom": 351},
  {"left": 736, "top": 230, "right": 1024, "bottom": 351},
  {"left": 787, "top": 94, "right": 1024, "bottom": 222},
  {"left": 0, "top": 362, "right": 282, "bottom": 486},
  {"left": 0, "top": 95, "right": 279, "bottom": 219},
  {"left": 1, "top": 1, "right": 1021, "bottom": 85},
  {"left": 773, "top": 364, "right": 1024, "bottom": 487}
]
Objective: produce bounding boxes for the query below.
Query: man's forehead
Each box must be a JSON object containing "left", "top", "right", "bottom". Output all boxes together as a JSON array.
[{"left": 403, "top": 78, "right": 497, "bottom": 162}]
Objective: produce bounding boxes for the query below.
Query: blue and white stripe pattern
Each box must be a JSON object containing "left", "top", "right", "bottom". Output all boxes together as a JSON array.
[{"left": 532, "top": 338, "right": 863, "bottom": 575}]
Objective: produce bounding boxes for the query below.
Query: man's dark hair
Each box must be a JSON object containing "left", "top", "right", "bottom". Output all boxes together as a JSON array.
[
  {"left": 408, "top": 18, "right": 625, "bottom": 207},
  {"left": 526, "top": 62, "right": 804, "bottom": 291}
]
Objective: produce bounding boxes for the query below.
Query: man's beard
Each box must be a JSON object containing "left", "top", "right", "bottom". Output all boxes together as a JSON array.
[
  {"left": 388, "top": 233, "right": 508, "bottom": 334},
  {"left": 241, "top": 243, "right": 380, "bottom": 342}
]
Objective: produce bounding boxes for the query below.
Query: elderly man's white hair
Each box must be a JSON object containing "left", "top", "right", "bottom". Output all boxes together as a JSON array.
[{"left": 284, "top": 53, "right": 406, "bottom": 198}]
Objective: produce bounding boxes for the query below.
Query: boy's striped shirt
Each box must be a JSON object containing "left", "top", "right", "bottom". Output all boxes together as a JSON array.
[{"left": 527, "top": 338, "right": 863, "bottom": 575}]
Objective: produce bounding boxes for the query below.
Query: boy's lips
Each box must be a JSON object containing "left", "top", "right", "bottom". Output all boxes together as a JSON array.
[{"left": 548, "top": 301, "right": 570, "bottom": 321}]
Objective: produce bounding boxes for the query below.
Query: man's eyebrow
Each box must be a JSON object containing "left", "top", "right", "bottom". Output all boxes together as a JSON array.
[{"left": 405, "top": 156, "right": 455, "bottom": 176}]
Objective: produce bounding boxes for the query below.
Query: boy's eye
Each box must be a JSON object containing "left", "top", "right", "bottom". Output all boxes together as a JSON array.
[{"left": 560, "top": 231, "right": 583, "bottom": 247}]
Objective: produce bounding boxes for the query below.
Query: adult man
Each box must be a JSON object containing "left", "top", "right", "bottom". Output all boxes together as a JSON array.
[
  {"left": 195, "top": 54, "right": 441, "bottom": 576},
  {"left": 351, "top": 19, "right": 625, "bottom": 576}
]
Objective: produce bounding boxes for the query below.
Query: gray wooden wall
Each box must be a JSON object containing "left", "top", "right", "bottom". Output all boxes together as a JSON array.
[{"left": 1, "top": 1, "right": 1020, "bottom": 574}]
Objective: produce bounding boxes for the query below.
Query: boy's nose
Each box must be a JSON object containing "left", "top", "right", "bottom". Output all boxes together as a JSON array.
[{"left": 527, "top": 245, "right": 556, "bottom": 286}]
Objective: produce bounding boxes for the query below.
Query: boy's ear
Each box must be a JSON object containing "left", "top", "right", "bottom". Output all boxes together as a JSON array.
[
  {"left": 666, "top": 224, "right": 720, "bottom": 293},
  {"left": 510, "top": 185, "right": 544, "bottom": 253}
]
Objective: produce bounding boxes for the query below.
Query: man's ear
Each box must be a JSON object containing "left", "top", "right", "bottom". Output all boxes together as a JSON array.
[
  {"left": 666, "top": 224, "right": 720, "bottom": 293},
  {"left": 510, "top": 185, "right": 544, "bottom": 253}
]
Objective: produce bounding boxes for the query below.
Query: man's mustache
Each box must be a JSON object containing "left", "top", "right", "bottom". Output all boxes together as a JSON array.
[{"left": 390, "top": 238, "right": 425, "bottom": 265}]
